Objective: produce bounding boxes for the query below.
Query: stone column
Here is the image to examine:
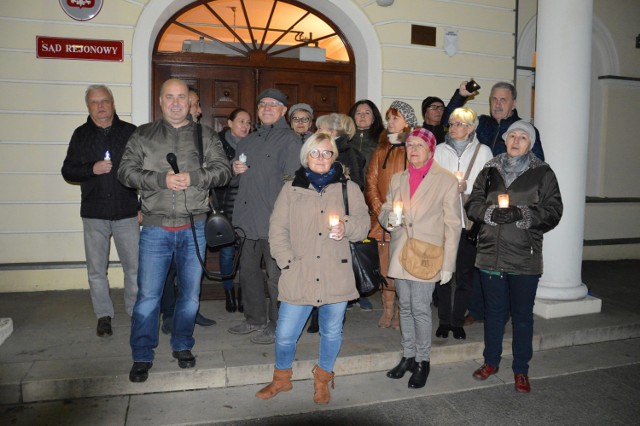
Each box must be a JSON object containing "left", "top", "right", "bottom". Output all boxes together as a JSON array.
[{"left": 533, "top": 0, "right": 601, "bottom": 318}]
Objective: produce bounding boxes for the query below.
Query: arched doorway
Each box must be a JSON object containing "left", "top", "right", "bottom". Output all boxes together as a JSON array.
[{"left": 152, "top": 0, "right": 356, "bottom": 131}]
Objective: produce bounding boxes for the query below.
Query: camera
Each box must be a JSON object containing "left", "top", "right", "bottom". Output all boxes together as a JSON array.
[{"left": 465, "top": 80, "right": 481, "bottom": 93}]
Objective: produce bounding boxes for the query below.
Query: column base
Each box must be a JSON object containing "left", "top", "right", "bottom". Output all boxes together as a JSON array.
[
  {"left": 0, "top": 318, "right": 13, "bottom": 346},
  {"left": 533, "top": 295, "right": 602, "bottom": 319}
]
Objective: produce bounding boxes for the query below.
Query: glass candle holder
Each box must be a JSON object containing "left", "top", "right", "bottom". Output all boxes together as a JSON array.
[
  {"left": 329, "top": 215, "right": 340, "bottom": 239},
  {"left": 498, "top": 194, "right": 510, "bottom": 208},
  {"left": 392, "top": 201, "right": 403, "bottom": 226}
]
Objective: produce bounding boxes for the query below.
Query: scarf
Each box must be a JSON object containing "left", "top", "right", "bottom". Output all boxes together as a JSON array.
[
  {"left": 408, "top": 158, "right": 434, "bottom": 198},
  {"left": 305, "top": 162, "right": 339, "bottom": 192},
  {"left": 224, "top": 129, "right": 240, "bottom": 151},
  {"left": 445, "top": 132, "right": 472, "bottom": 157},
  {"left": 500, "top": 152, "right": 530, "bottom": 188}
]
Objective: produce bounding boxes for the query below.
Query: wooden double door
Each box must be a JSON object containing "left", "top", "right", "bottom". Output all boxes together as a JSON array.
[{"left": 153, "top": 54, "right": 355, "bottom": 132}]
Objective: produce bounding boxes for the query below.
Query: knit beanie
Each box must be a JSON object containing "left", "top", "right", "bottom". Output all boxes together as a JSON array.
[
  {"left": 502, "top": 120, "right": 536, "bottom": 152},
  {"left": 388, "top": 100, "right": 418, "bottom": 129},
  {"left": 406, "top": 127, "right": 436, "bottom": 154},
  {"left": 288, "top": 103, "right": 314, "bottom": 120},
  {"left": 421, "top": 96, "right": 445, "bottom": 118}
]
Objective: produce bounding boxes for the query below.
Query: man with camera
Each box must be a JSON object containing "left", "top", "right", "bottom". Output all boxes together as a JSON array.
[{"left": 118, "top": 78, "right": 231, "bottom": 383}]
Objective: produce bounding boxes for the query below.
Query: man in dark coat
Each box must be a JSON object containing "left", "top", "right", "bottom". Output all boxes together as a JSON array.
[{"left": 62, "top": 85, "right": 139, "bottom": 338}]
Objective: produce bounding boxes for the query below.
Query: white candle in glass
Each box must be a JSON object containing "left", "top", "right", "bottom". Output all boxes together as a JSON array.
[
  {"left": 498, "top": 194, "right": 510, "bottom": 208},
  {"left": 329, "top": 215, "right": 340, "bottom": 239},
  {"left": 393, "top": 201, "right": 403, "bottom": 226}
]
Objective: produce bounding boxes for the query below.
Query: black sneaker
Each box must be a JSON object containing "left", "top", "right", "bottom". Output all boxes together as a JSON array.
[
  {"left": 97, "top": 316, "right": 112, "bottom": 337},
  {"left": 172, "top": 350, "right": 196, "bottom": 368},
  {"left": 129, "top": 361, "right": 153, "bottom": 383}
]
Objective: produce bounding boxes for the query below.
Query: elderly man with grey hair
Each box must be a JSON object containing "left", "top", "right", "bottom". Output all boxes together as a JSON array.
[
  {"left": 62, "top": 84, "right": 140, "bottom": 338},
  {"left": 227, "top": 88, "right": 301, "bottom": 345}
]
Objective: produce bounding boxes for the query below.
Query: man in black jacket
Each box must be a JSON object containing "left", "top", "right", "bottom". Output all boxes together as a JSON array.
[{"left": 62, "top": 85, "right": 139, "bottom": 338}]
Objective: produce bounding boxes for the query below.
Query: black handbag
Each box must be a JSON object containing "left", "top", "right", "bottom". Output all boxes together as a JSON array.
[
  {"left": 464, "top": 169, "right": 491, "bottom": 246},
  {"left": 341, "top": 181, "right": 387, "bottom": 295}
]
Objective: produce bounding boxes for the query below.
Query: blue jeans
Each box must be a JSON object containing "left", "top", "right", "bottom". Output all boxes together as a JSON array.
[
  {"left": 275, "top": 301, "right": 348, "bottom": 372},
  {"left": 130, "top": 222, "right": 205, "bottom": 362},
  {"left": 219, "top": 243, "right": 235, "bottom": 291},
  {"left": 480, "top": 271, "right": 540, "bottom": 375}
]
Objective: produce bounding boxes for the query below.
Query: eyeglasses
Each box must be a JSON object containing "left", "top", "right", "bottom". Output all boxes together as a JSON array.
[
  {"left": 291, "top": 116, "right": 311, "bottom": 123},
  {"left": 309, "top": 149, "right": 334, "bottom": 160},
  {"left": 405, "top": 142, "right": 427, "bottom": 150},
  {"left": 428, "top": 105, "right": 445, "bottom": 111},
  {"left": 449, "top": 122, "right": 471, "bottom": 128},
  {"left": 258, "top": 101, "right": 283, "bottom": 109}
]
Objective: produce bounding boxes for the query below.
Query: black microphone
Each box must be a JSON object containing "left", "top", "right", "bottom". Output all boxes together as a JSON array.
[{"left": 166, "top": 153, "right": 179, "bottom": 174}]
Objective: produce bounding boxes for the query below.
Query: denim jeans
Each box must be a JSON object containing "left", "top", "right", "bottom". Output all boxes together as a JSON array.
[
  {"left": 396, "top": 279, "right": 435, "bottom": 362},
  {"left": 130, "top": 222, "right": 205, "bottom": 362},
  {"left": 275, "top": 301, "right": 348, "bottom": 372},
  {"left": 83, "top": 217, "right": 139, "bottom": 318},
  {"left": 219, "top": 243, "right": 236, "bottom": 291},
  {"left": 480, "top": 271, "right": 540, "bottom": 374}
]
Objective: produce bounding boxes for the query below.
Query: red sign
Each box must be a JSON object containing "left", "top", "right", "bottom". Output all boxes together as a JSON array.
[{"left": 36, "top": 36, "right": 123, "bottom": 62}]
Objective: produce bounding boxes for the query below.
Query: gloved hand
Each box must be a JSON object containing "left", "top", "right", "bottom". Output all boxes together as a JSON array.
[
  {"left": 491, "top": 206, "right": 523, "bottom": 224},
  {"left": 440, "top": 271, "right": 453, "bottom": 284}
]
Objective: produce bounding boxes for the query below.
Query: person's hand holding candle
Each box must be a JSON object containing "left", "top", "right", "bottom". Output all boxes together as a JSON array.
[
  {"left": 454, "top": 171, "right": 466, "bottom": 193},
  {"left": 328, "top": 215, "right": 344, "bottom": 240}
]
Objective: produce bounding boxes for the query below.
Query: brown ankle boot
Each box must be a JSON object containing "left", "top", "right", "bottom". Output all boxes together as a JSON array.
[
  {"left": 378, "top": 290, "right": 394, "bottom": 328},
  {"left": 392, "top": 300, "right": 400, "bottom": 330},
  {"left": 312, "top": 365, "right": 334, "bottom": 405},
  {"left": 255, "top": 368, "right": 293, "bottom": 400}
]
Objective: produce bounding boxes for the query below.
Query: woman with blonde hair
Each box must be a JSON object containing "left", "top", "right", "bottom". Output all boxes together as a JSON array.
[
  {"left": 258, "top": 132, "right": 370, "bottom": 404},
  {"left": 433, "top": 107, "right": 493, "bottom": 339}
]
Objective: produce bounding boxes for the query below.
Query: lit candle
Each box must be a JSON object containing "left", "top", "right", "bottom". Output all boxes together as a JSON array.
[
  {"left": 393, "top": 201, "right": 403, "bottom": 226},
  {"left": 329, "top": 215, "right": 340, "bottom": 239},
  {"left": 454, "top": 171, "right": 464, "bottom": 182},
  {"left": 239, "top": 153, "right": 247, "bottom": 163},
  {"left": 104, "top": 150, "right": 111, "bottom": 161},
  {"left": 498, "top": 194, "right": 510, "bottom": 208}
]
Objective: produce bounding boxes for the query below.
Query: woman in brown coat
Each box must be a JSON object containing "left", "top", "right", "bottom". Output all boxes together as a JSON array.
[
  {"left": 257, "top": 132, "right": 370, "bottom": 404},
  {"left": 365, "top": 100, "right": 418, "bottom": 328},
  {"left": 380, "top": 127, "right": 461, "bottom": 389}
]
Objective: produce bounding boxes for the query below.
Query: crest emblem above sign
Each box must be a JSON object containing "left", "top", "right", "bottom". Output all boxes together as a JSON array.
[{"left": 59, "top": 0, "right": 103, "bottom": 21}]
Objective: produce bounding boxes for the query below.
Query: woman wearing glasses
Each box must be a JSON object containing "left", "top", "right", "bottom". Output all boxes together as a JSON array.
[
  {"left": 380, "top": 127, "right": 461, "bottom": 389},
  {"left": 258, "top": 132, "right": 370, "bottom": 404},
  {"left": 288, "top": 103, "right": 314, "bottom": 143},
  {"left": 433, "top": 107, "right": 493, "bottom": 340}
]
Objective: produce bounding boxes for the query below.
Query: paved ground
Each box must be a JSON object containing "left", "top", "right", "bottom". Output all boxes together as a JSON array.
[{"left": 0, "top": 259, "right": 639, "bottom": 425}]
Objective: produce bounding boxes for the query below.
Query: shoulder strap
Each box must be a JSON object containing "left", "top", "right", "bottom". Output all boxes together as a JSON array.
[
  {"left": 463, "top": 143, "right": 482, "bottom": 181},
  {"left": 341, "top": 180, "right": 350, "bottom": 215}
]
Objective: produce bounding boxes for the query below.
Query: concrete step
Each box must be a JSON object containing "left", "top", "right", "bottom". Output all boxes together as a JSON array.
[{"left": 2, "top": 311, "right": 639, "bottom": 404}]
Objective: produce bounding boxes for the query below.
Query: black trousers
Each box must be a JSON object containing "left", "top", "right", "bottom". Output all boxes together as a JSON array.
[{"left": 436, "top": 230, "right": 477, "bottom": 327}]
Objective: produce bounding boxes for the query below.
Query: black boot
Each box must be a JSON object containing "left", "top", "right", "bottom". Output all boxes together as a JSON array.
[
  {"left": 306, "top": 308, "right": 319, "bottom": 333},
  {"left": 408, "top": 360, "right": 430, "bottom": 389},
  {"left": 225, "top": 288, "right": 237, "bottom": 313},
  {"left": 435, "top": 324, "right": 450, "bottom": 338},
  {"left": 195, "top": 312, "right": 216, "bottom": 326},
  {"left": 386, "top": 357, "right": 416, "bottom": 379},
  {"left": 237, "top": 287, "right": 244, "bottom": 313}
]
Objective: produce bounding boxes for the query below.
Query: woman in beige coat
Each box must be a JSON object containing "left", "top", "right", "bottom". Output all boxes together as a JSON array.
[
  {"left": 257, "top": 132, "right": 370, "bottom": 404},
  {"left": 379, "top": 127, "right": 461, "bottom": 389}
]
